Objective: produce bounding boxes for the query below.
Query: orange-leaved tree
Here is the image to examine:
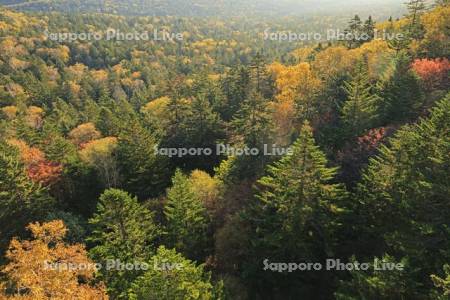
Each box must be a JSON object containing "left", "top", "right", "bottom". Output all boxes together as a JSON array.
[
  {"left": 411, "top": 58, "right": 450, "bottom": 91},
  {"left": 0, "top": 220, "right": 108, "bottom": 299},
  {"left": 7, "top": 139, "right": 62, "bottom": 186}
]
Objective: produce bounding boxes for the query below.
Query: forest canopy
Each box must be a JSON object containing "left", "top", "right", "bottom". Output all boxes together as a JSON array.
[{"left": 0, "top": 0, "right": 449, "bottom": 299}]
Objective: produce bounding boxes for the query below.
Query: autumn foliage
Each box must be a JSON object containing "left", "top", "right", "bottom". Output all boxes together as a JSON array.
[
  {"left": 7, "top": 139, "right": 62, "bottom": 186},
  {"left": 68, "top": 122, "right": 102, "bottom": 148},
  {"left": 0, "top": 2, "right": 448, "bottom": 299},
  {"left": 0, "top": 220, "right": 108, "bottom": 299},
  {"left": 411, "top": 58, "right": 450, "bottom": 91}
]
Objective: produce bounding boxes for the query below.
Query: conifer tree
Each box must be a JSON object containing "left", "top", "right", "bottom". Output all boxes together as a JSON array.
[
  {"left": 249, "top": 53, "right": 275, "bottom": 100},
  {"left": 432, "top": 265, "right": 450, "bottom": 298},
  {"left": 186, "top": 93, "right": 224, "bottom": 146},
  {"left": 164, "top": 170, "right": 210, "bottom": 260},
  {"left": 231, "top": 90, "right": 274, "bottom": 179},
  {"left": 0, "top": 142, "right": 55, "bottom": 252},
  {"left": 88, "top": 188, "right": 161, "bottom": 299},
  {"left": 163, "top": 93, "right": 224, "bottom": 171},
  {"left": 352, "top": 94, "right": 450, "bottom": 297},
  {"left": 165, "top": 96, "right": 190, "bottom": 143},
  {"left": 130, "top": 246, "right": 223, "bottom": 300},
  {"left": 341, "top": 62, "right": 379, "bottom": 137},
  {"left": 345, "top": 15, "right": 363, "bottom": 48},
  {"left": 378, "top": 52, "right": 424, "bottom": 123},
  {"left": 363, "top": 16, "right": 375, "bottom": 41},
  {"left": 405, "top": 0, "right": 427, "bottom": 39},
  {"left": 220, "top": 65, "right": 250, "bottom": 121},
  {"left": 232, "top": 91, "right": 273, "bottom": 150},
  {"left": 117, "top": 121, "right": 171, "bottom": 200},
  {"left": 387, "top": 33, "right": 412, "bottom": 53},
  {"left": 243, "top": 122, "right": 346, "bottom": 297},
  {"left": 335, "top": 255, "right": 417, "bottom": 299}
]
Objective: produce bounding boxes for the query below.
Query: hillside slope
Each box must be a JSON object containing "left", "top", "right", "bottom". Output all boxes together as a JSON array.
[{"left": 0, "top": 0, "right": 405, "bottom": 17}]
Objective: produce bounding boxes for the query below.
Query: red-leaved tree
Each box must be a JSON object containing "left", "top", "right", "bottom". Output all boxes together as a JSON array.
[{"left": 411, "top": 58, "right": 450, "bottom": 91}]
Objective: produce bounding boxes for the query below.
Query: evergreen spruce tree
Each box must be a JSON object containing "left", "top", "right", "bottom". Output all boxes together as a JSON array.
[
  {"left": 378, "top": 52, "right": 424, "bottom": 123},
  {"left": 232, "top": 90, "right": 274, "bottom": 179},
  {"left": 164, "top": 170, "right": 210, "bottom": 260},
  {"left": 188, "top": 94, "right": 222, "bottom": 142},
  {"left": 405, "top": 0, "right": 427, "bottom": 39},
  {"left": 233, "top": 91, "right": 273, "bottom": 150},
  {"left": 432, "top": 265, "right": 450, "bottom": 298},
  {"left": 341, "top": 62, "right": 379, "bottom": 137},
  {"left": 166, "top": 96, "right": 190, "bottom": 140},
  {"left": 88, "top": 188, "right": 161, "bottom": 299},
  {"left": 385, "top": 15, "right": 411, "bottom": 53},
  {"left": 117, "top": 121, "right": 171, "bottom": 200},
  {"left": 351, "top": 94, "right": 450, "bottom": 298},
  {"left": 184, "top": 93, "right": 225, "bottom": 170},
  {"left": 190, "top": 73, "right": 227, "bottom": 119},
  {"left": 163, "top": 93, "right": 224, "bottom": 171},
  {"left": 0, "top": 142, "right": 55, "bottom": 253},
  {"left": 345, "top": 15, "right": 363, "bottom": 48},
  {"left": 335, "top": 255, "right": 417, "bottom": 299},
  {"left": 249, "top": 53, "right": 275, "bottom": 100},
  {"left": 220, "top": 65, "right": 250, "bottom": 121},
  {"left": 363, "top": 16, "right": 375, "bottom": 41},
  {"left": 130, "top": 246, "right": 223, "bottom": 300},
  {"left": 387, "top": 34, "right": 412, "bottom": 53},
  {"left": 243, "top": 122, "right": 346, "bottom": 297}
]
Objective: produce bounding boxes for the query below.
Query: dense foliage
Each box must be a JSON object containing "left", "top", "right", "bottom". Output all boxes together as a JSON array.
[{"left": 0, "top": 0, "right": 449, "bottom": 299}]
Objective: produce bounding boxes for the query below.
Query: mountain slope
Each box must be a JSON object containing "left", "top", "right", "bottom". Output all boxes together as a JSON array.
[{"left": 0, "top": 0, "right": 405, "bottom": 17}]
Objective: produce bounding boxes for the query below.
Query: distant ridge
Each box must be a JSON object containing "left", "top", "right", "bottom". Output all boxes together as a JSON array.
[{"left": 0, "top": 0, "right": 405, "bottom": 18}]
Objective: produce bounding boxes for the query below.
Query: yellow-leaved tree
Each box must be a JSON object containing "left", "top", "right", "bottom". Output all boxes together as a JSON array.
[
  {"left": 420, "top": 5, "right": 450, "bottom": 57},
  {"left": 0, "top": 220, "right": 108, "bottom": 299},
  {"left": 79, "top": 137, "right": 119, "bottom": 188},
  {"left": 68, "top": 122, "right": 102, "bottom": 147},
  {"left": 269, "top": 61, "right": 322, "bottom": 143}
]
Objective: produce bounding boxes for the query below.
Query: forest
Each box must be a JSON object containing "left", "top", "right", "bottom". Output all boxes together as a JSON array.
[
  {"left": 0, "top": 0, "right": 405, "bottom": 17},
  {"left": 0, "top": 0, "right": 449, "bottom": 299}
]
